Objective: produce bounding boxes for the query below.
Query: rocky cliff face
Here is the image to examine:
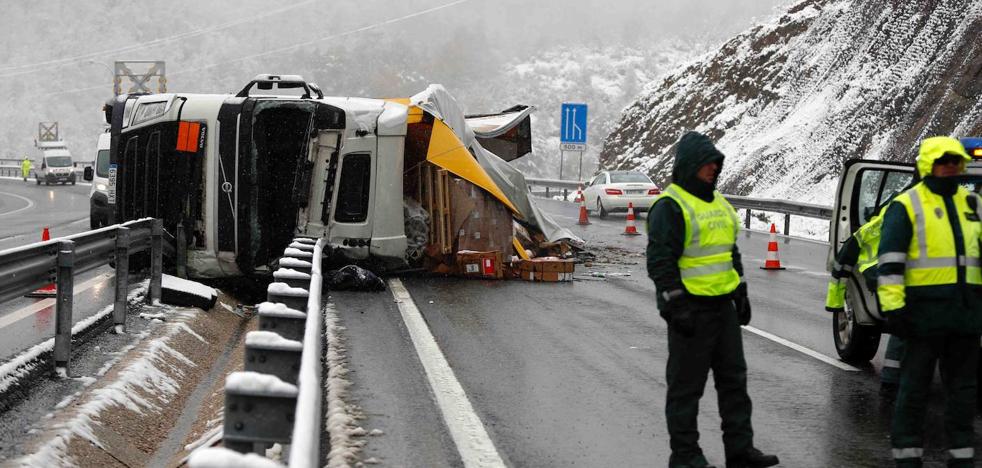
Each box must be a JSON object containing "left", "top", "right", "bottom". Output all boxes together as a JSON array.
[{"left": 600, "top": 0, "right": 982, "bottom": 203}]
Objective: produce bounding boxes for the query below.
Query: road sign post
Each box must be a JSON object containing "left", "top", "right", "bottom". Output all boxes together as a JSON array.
[{"left": 560, "top": 103, "right": 587, "bottom": 200}]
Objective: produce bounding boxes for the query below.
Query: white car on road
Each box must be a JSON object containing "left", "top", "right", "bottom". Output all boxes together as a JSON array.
[{"left": 582, "top": 170, "right": 661, "bottom": 218}]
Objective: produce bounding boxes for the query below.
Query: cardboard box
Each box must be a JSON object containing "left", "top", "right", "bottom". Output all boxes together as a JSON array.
[
  {"left": 516, "top": 258, "right": 575, "bottom": 282},
  {"left": 455, "top": 251, "right": 503, "bottom": 279},
  {"left": 450, "top": 179, "right": 513, "bottom": 258}
]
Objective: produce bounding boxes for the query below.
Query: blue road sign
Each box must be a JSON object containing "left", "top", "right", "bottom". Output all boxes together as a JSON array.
[{"left": 560, "top": 103, "right": 587, "bottom": 150}]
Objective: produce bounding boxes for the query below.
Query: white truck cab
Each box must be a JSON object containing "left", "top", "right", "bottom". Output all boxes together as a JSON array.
[
  {"left": 83, "top": 132, "right": 112, "bottom": 228},
  {"left": 829, "top": 143, "right": 982, "bottom": 363}
]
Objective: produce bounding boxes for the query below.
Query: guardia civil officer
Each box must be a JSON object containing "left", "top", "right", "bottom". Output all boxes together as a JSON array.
[
  {"left": 826, "top": 186, "right": 914, "bottom": 398},
  {"left": 877, "top": 136, "right": 982, "bottom": 468},
  {"left": 647, "top": 131, "right": 778, "bottom": 468}
]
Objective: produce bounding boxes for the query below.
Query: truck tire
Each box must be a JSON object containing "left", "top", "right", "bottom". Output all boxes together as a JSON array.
[{"left": 832, "top": 287, "right": 881, "bottom": 364}]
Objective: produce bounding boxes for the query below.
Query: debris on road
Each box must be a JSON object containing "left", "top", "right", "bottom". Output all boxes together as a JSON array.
[{"left": 326, "top": 265, "right": 386, "bottom": 292}]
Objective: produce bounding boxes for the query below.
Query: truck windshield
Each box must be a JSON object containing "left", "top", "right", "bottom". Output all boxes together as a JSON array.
[
  {"left": 46, "top": 156, "right": 72, "bottom": 167},
  {"left": 96, "top": 150, "right": 109, "bottom": 177}
]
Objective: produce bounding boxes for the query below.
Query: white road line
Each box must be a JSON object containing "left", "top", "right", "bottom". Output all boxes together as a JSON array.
[
  {"left": 0, "top": 273, "right": 113, "bottom": 330},
  {"left": 0, "top": 191, "right": 35, "bottom": 217},
  {"left": 742, "top": 325, "right": 860, "bottom": 372},
  {"left": 388, "top": 279, "right": 506, "bottom": 468}
]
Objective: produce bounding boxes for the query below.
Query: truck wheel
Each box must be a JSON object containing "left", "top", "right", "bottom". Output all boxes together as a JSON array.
[{"left": 832, "top": 289, "right": 881, "bottom": 363}]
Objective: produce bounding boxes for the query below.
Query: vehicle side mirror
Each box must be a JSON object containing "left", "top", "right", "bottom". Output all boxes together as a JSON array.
[
  {"left": 73, "top": 162, "right": 78, "bottom": 168},
  {"left": 83, "top": 167, "right": 93, "bottom": 181}
]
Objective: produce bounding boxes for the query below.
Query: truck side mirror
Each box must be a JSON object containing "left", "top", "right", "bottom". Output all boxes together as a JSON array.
[
  {"left": 73, "top": 162, "right": 78, "bottom": 168},
  {"left": 83, "top": 167, "right": 93, "bottom": 181}
]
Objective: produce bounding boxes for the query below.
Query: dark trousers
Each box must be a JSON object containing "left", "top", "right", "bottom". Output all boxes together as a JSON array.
[
  {"left": 666, "top": 300, "right": 753, "bottom": 467},
  {"left": 892, "top": 334, "right": 979, "bottom": 467},
  {"left": 882, "top": 335, "right": 906, "bottom": 385}
]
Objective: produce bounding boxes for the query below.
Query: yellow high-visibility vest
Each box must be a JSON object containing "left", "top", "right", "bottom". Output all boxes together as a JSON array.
[
  {"left": 661, "top": 183, "right": 741, "bottom": 296},
  {"left": 877, "top": 182, "right": 982, "bottom": 311}
]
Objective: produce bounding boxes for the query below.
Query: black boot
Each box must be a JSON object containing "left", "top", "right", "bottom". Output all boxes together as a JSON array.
[{"left": 726, "top": 448, "right": 779, "bottom": 468}]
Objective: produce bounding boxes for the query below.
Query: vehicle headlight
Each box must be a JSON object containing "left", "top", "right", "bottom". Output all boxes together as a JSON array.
[{"left": 96, "top": 183, "right": 108, "bottom": 191}]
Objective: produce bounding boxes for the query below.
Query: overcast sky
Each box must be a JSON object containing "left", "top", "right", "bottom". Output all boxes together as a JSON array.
[{"left": 0, "top": 0, "right": 792, "bottom": 158}]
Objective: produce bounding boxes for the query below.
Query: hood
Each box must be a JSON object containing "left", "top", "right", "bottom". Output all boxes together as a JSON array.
[
  {"left": 672, "top": 131, "right": 725, "bottom": 189},
  {"left": 916, "top": 136, "right": 969, "bottom": 178}
]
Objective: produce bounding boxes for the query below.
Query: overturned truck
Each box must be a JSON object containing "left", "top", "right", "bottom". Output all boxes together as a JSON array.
[{"left": 105, "top": 74, "right": 579, "bottom": 278}]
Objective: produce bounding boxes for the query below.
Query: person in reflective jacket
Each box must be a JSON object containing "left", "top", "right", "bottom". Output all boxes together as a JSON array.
[
  {"left": 21, "top": 156, "right": 31, "bottom": 182},
  {"left": 826, "top": 189, "right": 911, "bottom": 398},
  {"left": 647, "top": 131, "right": 778, "bottom": 468},
  {"left": 877, "top": 136, "right": 982, "bottom": 468}
]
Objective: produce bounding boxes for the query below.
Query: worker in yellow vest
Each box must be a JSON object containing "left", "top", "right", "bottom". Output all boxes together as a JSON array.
[
  {"left": 647, "top": 131, "right": 778, "bottom": 468},
  {"left": 826, "top": 187, "right": 913, "bottom": 398},
  {"left": 877, "top": 136, "right": 982, "bottom": 468},
  {"left": 21, "top": 156, "right": 31, "bottom": 182}
]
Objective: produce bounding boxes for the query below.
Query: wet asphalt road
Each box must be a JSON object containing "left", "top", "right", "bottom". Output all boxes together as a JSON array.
[
  {"left": 3, "top": 182, "right": 979, "bottom": 466},
  {"left": 335, "top": 197, "right": 982, "bottom": 468}
]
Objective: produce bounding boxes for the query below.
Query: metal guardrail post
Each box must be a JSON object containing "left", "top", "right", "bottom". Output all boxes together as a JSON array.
[
  {"left": 54, "top": 240, "right": 75, "bottom": 374},
  {"left": 148, "top": 219, "right": 163, "bottom": 304},
  {"left": 176, "top": 223, "right": 187, "bottom": 279},
  {"left": 114, "top": 227, "right": 130, "bottom": 333},
  {"left": 745, "top": 209, "right": 751, "bottom": 229},
  {"left": 784, "top": 214, "right": 791, "bottom": 236}
]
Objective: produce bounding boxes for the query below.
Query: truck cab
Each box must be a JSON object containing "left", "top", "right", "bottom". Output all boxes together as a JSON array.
[
  {"left": 829, "top": 142, "right": 982, "bottom": 363},
  {"left": 83, "top": 132, "right": 112, "bottom": 228},
  {"left": 106, "top": 75, "right": 409, "bottom": 278}
]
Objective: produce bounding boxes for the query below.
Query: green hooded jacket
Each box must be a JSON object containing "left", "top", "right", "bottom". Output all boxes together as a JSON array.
[{"left": 646, "top": 131, "right": 744, "bottom": 316}]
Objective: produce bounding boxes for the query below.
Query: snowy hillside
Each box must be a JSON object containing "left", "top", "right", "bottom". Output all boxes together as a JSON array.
[{"left": 600, "top": 0, "right": 982, "bottom": 206}]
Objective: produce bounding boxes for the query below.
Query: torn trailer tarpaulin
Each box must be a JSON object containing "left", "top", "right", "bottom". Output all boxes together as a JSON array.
[{"left": 409, "top": 85, "right": 584, "bottom": 248}]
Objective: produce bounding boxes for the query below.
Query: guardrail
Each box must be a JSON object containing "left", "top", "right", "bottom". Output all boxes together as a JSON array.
[
  {"left": 0, "top": 218, "right": 162, "bottom": 373},
  {"left": 192, "top": 237, "right": 326, "bottom": 467},
  {"left": 525, "top": 177, "right": 833, "bottom": 235},
  {"left": 0, "top": 166, "right": 92, "bottom": 180}
]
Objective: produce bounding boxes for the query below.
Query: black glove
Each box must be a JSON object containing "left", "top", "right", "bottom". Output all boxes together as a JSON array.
[
  {"left": 668, "top": 298, "right": 697, "bottom": 337},
  {"left": 734, "top": 283, "right": 751, "bottom": 326},
  {"left": 885, "top": 307, "right": 912, "bottom": 339}
]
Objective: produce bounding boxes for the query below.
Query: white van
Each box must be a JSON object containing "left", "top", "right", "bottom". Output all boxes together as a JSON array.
[
  {"left": 83, "top": 132, "right": 111, "bottom": 228},
  {"left": 35, "top": 141, "right": 77, "bottom": 185}
]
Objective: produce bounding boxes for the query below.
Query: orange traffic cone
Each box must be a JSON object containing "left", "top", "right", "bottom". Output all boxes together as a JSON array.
[
  {"left": 622, "top": 202, "right": 641, "bottom": 236},
  {"left": 760, "top": 223, "right": 786, "bottom": 270},
  {"left": 27, "top": 227, "right": 57, "bottom": 297},
  {"left": 577, "top": 194, "right": 591, "bottom": 225},
  {"left": 573, "top": 185, "right": 584, "bottom": 203}
]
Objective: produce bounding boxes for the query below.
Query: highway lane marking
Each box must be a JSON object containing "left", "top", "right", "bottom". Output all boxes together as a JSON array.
[
  {"left": 0, "top": 273, "right": 113, "bottom": 331},
  {"left": 388, "top": 279, "right": 506, "bottom": 468},
  {"left": 742, "top": 325, "right": 860, "bottom": 372},
  {"left": 0, "top": 191, "right": 35, "bottom": 217}
]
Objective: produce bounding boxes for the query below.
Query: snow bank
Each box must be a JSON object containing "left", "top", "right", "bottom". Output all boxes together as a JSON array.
[
  {"left": 282, "top": 248, "right": 313, "bottom": 258},
  {"left": 0, "top": 283, "right": 147, "bottom": 397},
  {"left": 272, "top": 268, "right": 311, "bottom": 280},
  {"left": 257, "top": 302, "right": 306, "bottom": 319},
  {"left": 287, "top": 242, "right": 315, "bottom": 251},
  {"left": 267, "top": 282, "right": 309, "bottom": 297},
  {"left": 188, "top": 447, "right": 284, "bottom": 468},
  {"left": 17, "top": 297, "right": 200, "bottom": 467},
  {"left": 225, "top": 371, "right": 298, "bottom": 398},
  {"left": 291, "top": 237, "right": 316, "bottom": 245},
  {"left": 245, "top": 331, "right": 302, "bottom": 352},
  {"left": 162, "top": 274, "right": 217, "bottom": 300},
  {"left": 323, "top": 303, "right": 363, "bottom": 467},
  {"left": 277, "top": 257, "right": 312, "bottom": 269}
]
